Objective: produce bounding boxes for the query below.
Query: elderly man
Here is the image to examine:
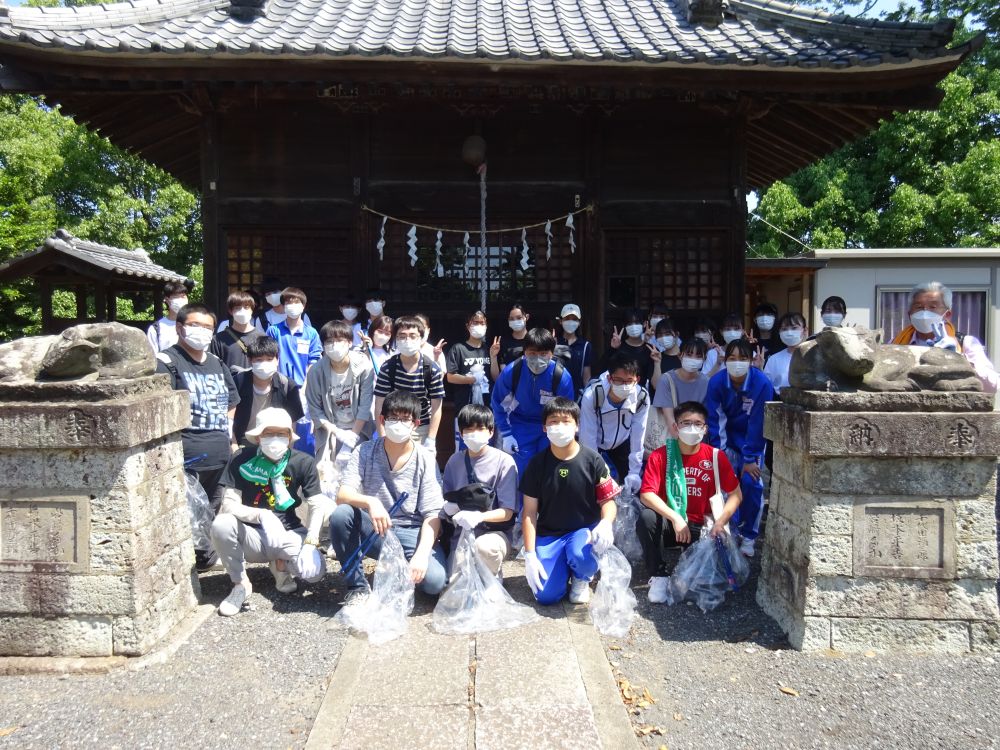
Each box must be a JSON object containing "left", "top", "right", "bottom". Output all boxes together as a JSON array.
[
  {"left": 891, "top": 281, "right": 998, "bottom": 394},
  {"left": 211, "top": 407, "right": 328, "bottom": 616}
]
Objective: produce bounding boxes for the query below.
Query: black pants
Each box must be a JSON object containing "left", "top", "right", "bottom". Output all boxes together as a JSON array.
[
  {"left": 636, "top": 505, "right": 703, "bottom": 578},
  {"left": 602, "top": 440, "right": 632, "bottom": 483},
  {"left": 192, "top": 466, "right": 226, "bottom": 571}
]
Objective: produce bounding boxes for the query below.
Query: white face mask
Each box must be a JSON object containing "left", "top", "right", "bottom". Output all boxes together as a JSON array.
[
  {"left": 168, "top": 297, "right": 188, "bottom": 314},
  {"left": 183, "top": 325, "right": 212, "bottom": 351},
  {"left": 232, "top": 308, "right": 253, "bottom": 326},
  {"left": 677, "top": 425, "right": 705, "bottom": 446},
  {"left": 780, "top": 329, "right": 803, "bottom": 347},
  {"left": 509, "top": 319, "right": 526, "bottom": 332},
  {"left": 462, "top": 430, "right": 491, "bottom": 453},
  {"left": 755, "top": 315, "right": 775, "bottom": 332},
  {"left": 695, "top": 332, "right": 712, "bottom": 344},
  {"left": 366, "top": 301, "right": 384, "bottom": 317},
  {"left": 251, "top": 359, "right": 278, "bottom": 380},
  {"left": 656, "top": 336, "right": 674, "bottom": 351},
  {"left": 341, "top": 307, "right": 359, "bottom": 321},
  {"left": 325, "top": 341, "right": 350, "bottom": 362},
  {"left": 681, "top": 357, "right": 704, "bottom": 373},
  {"left": 284, "top": 303, "right": 304, "bottom": 319},
  {"left": 561, "top": 320, "right": 580, "bottom": 334},
  {"left": 546, "top": 423, "right": 575, "bottom": 448},
  {"left": 625, "top": 324, "right": 644, "bottom": 338},
  {"left": 384, "top": 419, "right": 412, "bottom": 444},
  {"left": 469, "top": 324, "right": 487, "bottom": 340},
  {"left": 259, "top": 436, "right": 290, "bottom": 461},
  {"left": 722, "top": 329, "right": 743, "bottom": 344},
  {"left": 611, "top": 382, "right": 635, "bottom": 399},
  {"left": 397, "top": 338, "right": 421, "bottom": 357},
  {"left": 265, "top": 292, "right": 282, "bottom": 307},
  {"left": 910, "top": 310, "right": 943, "bottom": 334},
  {"left": 649, "top": 316, "right": 663, "bottom": 330},
  {"left": 821, "top": 312, "right": 844, "bottom": 327},
  {"left": 726, "top": 360, "right": 750, "bottom": 378},
  {"left": 373, "top": 332, "right": 391, "bottom": 348}
]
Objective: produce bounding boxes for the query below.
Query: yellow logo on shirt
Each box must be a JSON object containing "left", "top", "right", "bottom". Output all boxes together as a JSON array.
[{"left": 558, "top": 468, "right": 569, "bottom": 478}]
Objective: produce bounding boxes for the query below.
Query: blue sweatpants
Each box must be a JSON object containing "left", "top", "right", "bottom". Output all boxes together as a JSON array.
[
  {"left": 510, "top": 426, "right": 549, "bottom": 479},
  {"left": 532, "top": 526, "right": 598, "bottom": 606},
  {"left": 727, "top": 448, "right": 764, "bottom": 541}
]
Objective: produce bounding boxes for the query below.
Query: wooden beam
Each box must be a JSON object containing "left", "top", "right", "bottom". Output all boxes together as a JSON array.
[{"left": 199, "top": 90, "right": 224, "bottom": 314}]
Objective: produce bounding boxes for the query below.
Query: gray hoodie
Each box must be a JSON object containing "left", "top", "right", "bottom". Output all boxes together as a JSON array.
[{"left": 305, "top": 351, "right": 375, "bottom": 459}]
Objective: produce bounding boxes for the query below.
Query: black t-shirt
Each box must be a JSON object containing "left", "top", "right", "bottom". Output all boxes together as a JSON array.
[
  {"left": 156, "top": 345, "right": 240, "bottom": 470},
  {"left": 498, "top": 334, "right": 527, "bottom": 367},
  {"left": 211, "top": 326, "right": 266, "bottom": 372},
  {"left": 759, "top": 335, "right": 785, "bottom": 362},
  {"left": 519, "top": 445, "right": 612, "bottom": 537},
  {"left": 446, "top": 340, "right": 492, "bottom": 410},
  {"left": 219, "top": 446, "right": 322, "bottom": 530},
  {"left": 660, "top": 354, "right": 681, "bottom": 375}
]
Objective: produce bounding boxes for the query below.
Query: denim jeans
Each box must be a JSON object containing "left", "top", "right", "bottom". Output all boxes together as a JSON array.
[{"left": 328, "top": 504, "right": 447, "bottom": 595}]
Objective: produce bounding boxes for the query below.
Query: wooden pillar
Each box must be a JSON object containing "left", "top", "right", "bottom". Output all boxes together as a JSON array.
[
  {"left": 199, "top": 90, "right": 224, "bottom": 315},
  {"left": 106, "top": 287, "right": 117, "bottom": 322},
  {"left": 40, "top": 279, "right": 54, "bottom": 334},
  {"left": 729, "top": 113, "right": 749, "bottom": 316},
  {"left": 75, "top": 285, "right": 87, "bottom": 322},
  {"left": 583, "top": 116, "right": 605, "bottom": 361},
  {"left": 95, "top": 282, "right": 108, "bottom": 322}
]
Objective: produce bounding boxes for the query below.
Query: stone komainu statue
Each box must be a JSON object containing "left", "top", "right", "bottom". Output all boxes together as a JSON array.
[{"left": 789, "top": 326, "right": 982, "bottom": 392}]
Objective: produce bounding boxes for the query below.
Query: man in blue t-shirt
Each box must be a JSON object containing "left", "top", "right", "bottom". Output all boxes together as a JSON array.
[{"left": 265, "top": 286, "right": 321, "bottom": 387}]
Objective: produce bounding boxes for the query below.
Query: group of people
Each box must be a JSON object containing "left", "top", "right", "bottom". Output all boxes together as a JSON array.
[{"left": 148, "top": 279, "right": 996, "bottom": 617}]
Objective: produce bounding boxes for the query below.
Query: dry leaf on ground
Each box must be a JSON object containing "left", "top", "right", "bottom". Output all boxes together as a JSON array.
[{"left": 779, "top": 686, "right": 800, "bottom": 697}]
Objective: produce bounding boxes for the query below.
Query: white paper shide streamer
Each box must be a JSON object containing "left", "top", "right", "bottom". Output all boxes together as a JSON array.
[
  {"left": 407, "top": 225, "right": 418, "bottom": 267},
  {"left": 520, "top": 228, "right": 529, "bottom": 272},
  {"left": 376, "top": 216, "right": 387, "bottom": 262},
  {"left": 566, "top": 213, "right": 576, "bottom": 255},
  {"left": 434, "top": 231, "right": 444, "bottom": 278},
  {"left": 544, "top": 220, "right": 553, "bottom": 261}
]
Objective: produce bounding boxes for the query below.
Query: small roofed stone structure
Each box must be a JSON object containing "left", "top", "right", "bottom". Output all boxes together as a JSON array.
[{"left": 0, "top": 229, "right": 193, "bottom": 334}]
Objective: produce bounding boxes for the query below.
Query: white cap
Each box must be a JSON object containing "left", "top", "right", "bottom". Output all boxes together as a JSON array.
[
  {"left": 244, "top": 407, "right": 295, "bottom": 444},
  {"left": 560, "top": 304, "right": 581, "bottom": 319}
]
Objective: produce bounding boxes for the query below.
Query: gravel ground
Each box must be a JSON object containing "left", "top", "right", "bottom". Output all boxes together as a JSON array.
[{"left": 603, "top": 541, "right": 1000, "bottom": 750}]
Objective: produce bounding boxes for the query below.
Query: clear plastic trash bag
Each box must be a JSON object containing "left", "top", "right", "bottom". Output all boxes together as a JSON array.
[
  {"left": 664, "top": 531, "right": 749, "bottom": 613},
  {"left": 184, "top": 471, "right": 213, "bottom": 552},
  {"left": 432, "top": 529, "right": 540, "bottom": 635},
  {"left": 590, "top": 545, "right": 637, "bottom": 637},
  {"left": 334, "top": 530, "right": 414, "bottom": 645},
  {"left": 316, "top": 439, "right": 351, "bottom": 500},
  {"left": 612, "top": 492, "right": 643, "bottom": 564}
]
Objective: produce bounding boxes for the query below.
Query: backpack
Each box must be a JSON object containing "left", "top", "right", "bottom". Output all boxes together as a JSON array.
[
  {"left": 510, "top": 358, "right": 566, "bottom": 397},
  {"left": 384, "top": 353, "right": 435, "bottom": 394}
]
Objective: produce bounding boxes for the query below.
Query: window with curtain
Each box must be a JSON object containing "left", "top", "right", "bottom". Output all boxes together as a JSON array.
[{"left": 877, "top": 287, "right": 988, "bottom": 345}]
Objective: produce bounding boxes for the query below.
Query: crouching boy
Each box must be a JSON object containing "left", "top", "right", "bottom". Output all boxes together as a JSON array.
[
  {"left": 638, "top": 401, "right": 743, "bottom": 604},
  {"left": 211, "top": 407, "right": 328, "bottom": 617},
  {"left": 520, "top": 397, "right": 619, "bottom": 605},
  {"left": 441, "top": 404, "right": 518, "bottom": 577}
]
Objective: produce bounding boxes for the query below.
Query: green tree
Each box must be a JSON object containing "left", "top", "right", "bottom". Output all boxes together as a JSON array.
[{"left": 749, "top": 0, "right": 999, "bottom": 256}]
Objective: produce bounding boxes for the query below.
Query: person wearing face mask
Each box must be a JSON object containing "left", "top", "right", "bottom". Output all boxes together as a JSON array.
[
  {"left": 338, "top": 299, "right": 362, "bottom": 346},
  {"left": 331, "top": 391, "right": 447, "bottom": 602},
  {"left": 762, "top": 313, "right": 808, "bottom": 394},
  {"left": 265, "top": 287, "right": 322, "bottom": 388},
  {"left": 693, "top": 319, "right": 724, "bottom": 377},
  {"left": 156, "top": 303, "right": 240, "bottom": 570},
  {"left": 305, "top": 320, "right": 375, "bottom": 469},
  {"left": 752, "top": 302, "right": 783, "bottom": 359},
  {"left": 520, "top": 398, "right": 620, "bottom": 605},
  {"left": 555, "top": 303, "right": 594, "bottom": 397},
  {"left": 360, "top": 314, "right": 394, "bottom": 373},
  {"left": 146, "top": 281, "right": 190, "bottom": 354},
  {"left": 647, "top": 318, "right": 682, "bottom": 392},
  {"left": 232, "top": 337, "right": 303, "bottom": 446},
  {"left": 705, "top": 338, "right": 774, "bottom": 557},
  {"left": 354, "top": 289, "right": 386, "bottom": 340},
  {"left": 819, "top": 295, "right": 848, "bottom": 328},
  {"left": 578, "top": 354, "right": 649, "bottom": 499},
  {"left": 644, "top": 302, "right": 670, "bottom": 346},
  {"left": 373, "top": 316, "right": 446, "bottom": 453},
  {"left": 490, "top": 328, "right": 575, "bottom": 478},
  {"left": 211, "top": 290, "right": 266, "bottom": 372},
  {"left": 446, "top": 311, "right": 494, "bottom": 449},
  {"left": 439, "top": 405, "right": 518, "bottom": 577},
  {"left": 263, "top": 280, "right": 313, "bottom": 329},
  {"left": 652, "top": 339, "right": 710, "bottom": 435},
  {"left": 638, "top": 401, "right": 742, "bottom": 603},
  {"left": 491, "top": 304, "right": 530, "bottom": 381},
  {"left": 608, "top": 309, "right": 654, "bottom": 387},
  {"left": 211, "top": 408, "right": 328, "bottom": 615},
  {"left": 890, "top": 281, "right": 998, "bottom": 393}
]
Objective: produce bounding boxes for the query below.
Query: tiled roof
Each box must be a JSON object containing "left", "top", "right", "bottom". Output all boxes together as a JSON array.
[
  {"left": 0, "top": 229, "right": 192, "bottom": 287},
  {"left": 0, "top": 0, "right": 965, "bottom": 70}
]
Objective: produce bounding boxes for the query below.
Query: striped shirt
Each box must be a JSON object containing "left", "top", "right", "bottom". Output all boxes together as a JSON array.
[{"left": 374, "top": 354, "right": 446, "bottom": 422}]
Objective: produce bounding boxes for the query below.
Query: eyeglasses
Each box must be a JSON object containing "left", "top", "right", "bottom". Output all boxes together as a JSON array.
[
  {"left": 396, "top": 333, "right": 421, "bottom": 341},
  {"left": 678, "top": 421, "right": 706, "bottom": 429},
  {"left": 609, "top": 376, "right": 638, "bottom": 386},
  {"left": 385, "top": 418, "right": 414, "bottom": 427}
]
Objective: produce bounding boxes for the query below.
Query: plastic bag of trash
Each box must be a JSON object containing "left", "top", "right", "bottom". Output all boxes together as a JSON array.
[
  {"left": 316, "top": 434, "right": 351, "bottom": 499},
  {"left": 590, "top": 545, "right": 637, "bottom": 637},
  {"left": 334, "top": 530, "right": 414, "bottom": 644},
  {"left": 184, "top": 471, "right": 213, "bottom": 552},
  {"left": 612, "top": 492, "right": 643, "bottom": 564},
  {"left": 432, "top": 529, "right": 540, "bottom": 635},
  {"left": 664, "top": 531, "right": 749, "bottom": 613}
]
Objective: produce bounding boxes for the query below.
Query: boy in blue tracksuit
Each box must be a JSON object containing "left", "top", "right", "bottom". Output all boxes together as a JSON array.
[
  {"left": 265, "top": 286, "right": 322, "bottom": 387},
  {"left": 491, "top": 327, "right": 575, "bottom": 478},
  {"left": 705, "top": 337, "right": 773, "bottom": 557}
]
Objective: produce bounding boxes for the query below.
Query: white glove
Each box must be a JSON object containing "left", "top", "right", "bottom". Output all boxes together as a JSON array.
[
  {"left": 421, "top": 436, "right": 437, "bottom": 454},
  {"left": 453, "top": 510, "right": 485, "bottom": 531},
  {"left": 623, "top": 474, "right": 642, "bottom": 496},
  {"left": 587, "top": 519, "right": 614, "bottom": 555},
  {"left": 523, "top": 551, "right": 548, "bottom": 595},
  {"left": 334, "top": 428, "right": 359, "bottom": 450},
  {"left": 502, "top": 434, "right": 519, "bottom": 454},
  {"left": 442, "top": 501, "right": 460, "bottom": 517},
  {"left": 295, "top": 543, "right": 324, "bottom": 582}
]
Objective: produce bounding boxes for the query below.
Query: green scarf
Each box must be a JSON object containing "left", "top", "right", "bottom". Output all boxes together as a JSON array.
[
  {"left": 664, "top": 438, "right": 688, "bottom": 520},
  {"left": 238, "top": 449, "right": 294, "bottom": 511}
]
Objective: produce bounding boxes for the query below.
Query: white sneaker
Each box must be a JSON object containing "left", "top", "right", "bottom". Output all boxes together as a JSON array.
[
  {"left": 269, "top": 561, "right": 297, "bottom": 593},
  {"left": 648, "top": 576, "right": 669, "bottom": 604},
  {"left": 219, "top": 580, "right": 252, "bottom": 616},
  {"left": 740, "top": 537, "right": 756, "bottom": 557},
  {"left": 568, "top": 577, "right": 592, "bottom": 604}
]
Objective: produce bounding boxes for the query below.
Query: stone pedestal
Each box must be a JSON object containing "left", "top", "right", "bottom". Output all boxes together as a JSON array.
[
  {"left": 758, "top": 388, "right": 1000, "bottom": 653},
  {"left": 0, "top": 376, "right": 199, "bottom": 657}
]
